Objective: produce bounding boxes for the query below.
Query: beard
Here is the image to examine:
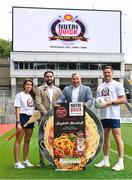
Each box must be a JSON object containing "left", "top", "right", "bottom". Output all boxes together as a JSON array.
[{"left": 46, "top": 80, "right": 53, "bottom": 86}]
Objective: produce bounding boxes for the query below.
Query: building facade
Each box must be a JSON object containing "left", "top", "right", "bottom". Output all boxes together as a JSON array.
[{"left": 10, "top": 51, "right": 125, "bottom": 97}]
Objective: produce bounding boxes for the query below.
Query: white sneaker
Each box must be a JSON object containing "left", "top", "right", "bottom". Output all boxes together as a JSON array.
[
  {"left": 94, "top": 160, "right": 110, "bottom": 168},
  {"left": 14, "top": 162, "right": 25, "bottom": 169},
  {"left": 22, "top": 160, "right": 33, "bottom": 167},
  {"left": 112, "top": 162, "right": 124, "bottom": 171}
]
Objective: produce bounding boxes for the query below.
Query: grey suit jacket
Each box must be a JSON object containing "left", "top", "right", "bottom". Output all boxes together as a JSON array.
[
  {"left": 58, "top": 84, "right": 93, "bottom": 108},
  {"left": 35, "top": 84, "right": 61, "bottom": 116}
]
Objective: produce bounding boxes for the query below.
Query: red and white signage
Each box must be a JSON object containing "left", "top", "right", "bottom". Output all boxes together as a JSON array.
[{"left": 69, "top": 102, "right": 84, "bottom": 116}]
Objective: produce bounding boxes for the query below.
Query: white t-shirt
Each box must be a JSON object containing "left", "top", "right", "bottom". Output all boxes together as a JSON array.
[
  {"left": 97, "top": 80, "right": 125, "bottom": 119},
  {"left": 14, "top": 91, "right": 35, "bottom": 115}
]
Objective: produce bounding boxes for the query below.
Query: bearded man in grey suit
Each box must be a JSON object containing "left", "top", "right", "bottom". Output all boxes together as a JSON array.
[
  {"left": 35, "top": 70, "right": 61, "bottom": 167},
  {"left": 58, "top": 73, "right": 93, "bottom": 108}
]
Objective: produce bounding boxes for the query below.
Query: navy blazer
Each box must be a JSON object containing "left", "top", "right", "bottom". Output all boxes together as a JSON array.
[{"left": 58, "top": 84, "right": 93, "bottom": 108}]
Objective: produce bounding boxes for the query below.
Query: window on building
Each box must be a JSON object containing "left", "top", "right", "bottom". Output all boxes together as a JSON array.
[
  {"left": 68, "top": 63, "right": 77, "bottom": 70},
  {"left": 58, "top": 63, "right": 67, "bottom": 70},
  {"left": 101, "top": 63, "right": 121, "bottom": 70},
  {"left": 80, "top": 63, "right": 89, "bottom": 70},
  {"left": 25, "top": 62, "right": 29, "bottom": 69},
  {"left": 34, "top": 62, "right": 46, "bottom": 69},
  {"left": 14, "top": 62, "right": 19, "bottom": 69},
  {"left": 90, "top": 63, "right": 98, "bottom": 70},
  {"left": 30, "top": 62, "right": 34, "bottom": 69},
  {"left": 47, "top": 62, "right": 55, "bottom": 69},
  {"left": 111, "top": 63, "right": 121, "bottom": 70},
  {"left": 19, "top": 62, "right": 24, "bottom": 69}
]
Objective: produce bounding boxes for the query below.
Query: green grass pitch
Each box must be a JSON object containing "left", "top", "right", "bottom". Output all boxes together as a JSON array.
[{"left": 0, "top": 124, "right": 131, "bottom": 179}]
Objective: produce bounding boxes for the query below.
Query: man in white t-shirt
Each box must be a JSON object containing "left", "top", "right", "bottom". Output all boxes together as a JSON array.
[{"left": 94, "top": 65, "right": 126, "bottom": 171}]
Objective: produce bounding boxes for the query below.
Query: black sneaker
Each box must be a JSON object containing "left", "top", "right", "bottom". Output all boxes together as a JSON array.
[{"left": 37, "top": 161, "right": 45, "bottom": 167}]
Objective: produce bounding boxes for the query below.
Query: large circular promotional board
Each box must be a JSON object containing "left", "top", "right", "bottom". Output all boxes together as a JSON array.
[{"left": 38, "top": 106, "right": 104, "bottom": 167}]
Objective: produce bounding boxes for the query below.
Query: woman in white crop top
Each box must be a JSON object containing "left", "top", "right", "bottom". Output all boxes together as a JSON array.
[{"left": 14, "top": 78, "right": 35, "bottom": 169}]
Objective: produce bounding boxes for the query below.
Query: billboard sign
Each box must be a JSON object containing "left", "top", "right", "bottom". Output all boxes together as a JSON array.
[{"left": 12, "top": 7, "right": 121, "bottom": 53}]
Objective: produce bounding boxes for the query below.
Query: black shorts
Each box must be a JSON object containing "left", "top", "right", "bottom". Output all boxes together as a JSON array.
[
  {"left": 20, "top": 114, "right": 34, "bottom": 129},
  {"left": 101, "top": 119, "right": 120, "bottom": 128}
]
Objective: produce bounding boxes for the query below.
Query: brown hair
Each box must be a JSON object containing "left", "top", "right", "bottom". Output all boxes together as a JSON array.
[
  {"left": 23, "top": 78, "right": 35, "bottom": 99},
  {"left": 44, "top": 70, "right": 54, "bottom": 77},
  {"left": 71, "top": 72, "right": 81, "bottom": 78},
  {"left": 102, "top": 65, "right": 113, "bottom": 71}
]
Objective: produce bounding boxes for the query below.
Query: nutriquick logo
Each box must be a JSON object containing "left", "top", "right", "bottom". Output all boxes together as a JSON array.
[{"left": 49, "top": 14, "right": 88, "bottom": 42}]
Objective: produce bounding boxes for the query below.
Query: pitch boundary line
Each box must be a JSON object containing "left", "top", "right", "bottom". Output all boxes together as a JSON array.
[{"left": 110, "top": 148, "right": 132, "bottom": 160}]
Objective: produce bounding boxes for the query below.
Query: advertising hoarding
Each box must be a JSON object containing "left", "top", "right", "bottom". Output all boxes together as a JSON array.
[{"left": 12, "top": 7, "right": 121, "bottom": 53}]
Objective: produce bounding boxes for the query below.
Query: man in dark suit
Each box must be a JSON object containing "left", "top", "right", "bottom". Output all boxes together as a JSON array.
[{"left": 58, "top": 73, "right": 93, "bottom": 108}]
